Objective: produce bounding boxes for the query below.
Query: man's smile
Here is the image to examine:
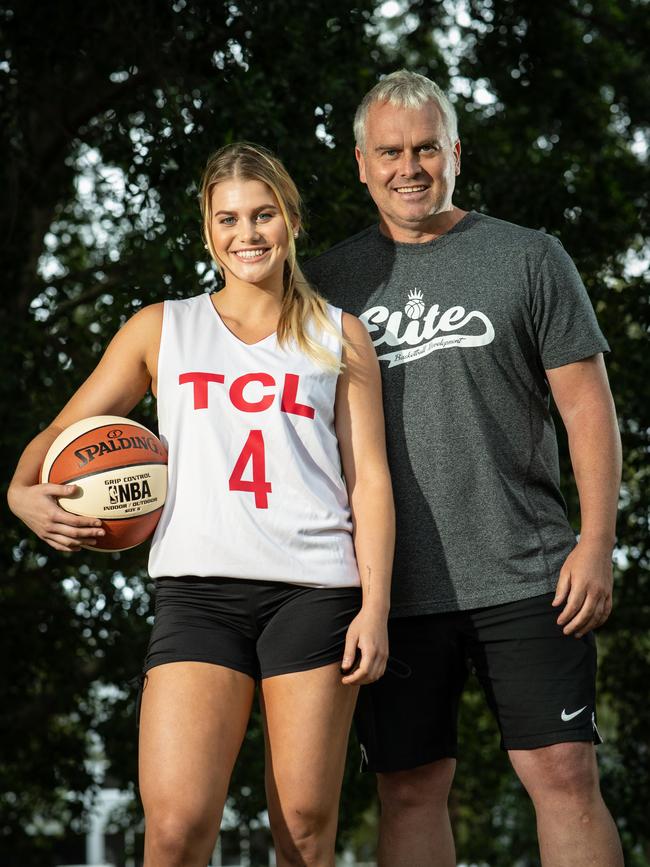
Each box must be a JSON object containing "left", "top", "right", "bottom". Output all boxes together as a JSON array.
[{"left": 393, "top": 184, "right": 429, "bottom": 195}]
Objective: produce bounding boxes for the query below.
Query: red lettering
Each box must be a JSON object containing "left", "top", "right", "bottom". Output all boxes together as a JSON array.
[
  {"left": 229, "top": 372, "right": 275, "bottom": 413},
  {"left": 179, "top": 370, "right": 316, "bottom": 420},
  {"left": 179, "top": 372, "right": 225, "bottom": 409},
  {"left": 229, "top": 430, "right": 272, "bottom": 508},
  {"left": 281, "top": 373, "right": 316, "bottom": 419}
]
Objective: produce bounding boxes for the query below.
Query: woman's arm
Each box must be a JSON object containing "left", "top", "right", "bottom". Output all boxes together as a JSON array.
[
  {"left": 335, "top": 313, "right": 395, "bottom": 685},
  {"left": 7, "top": 303, "right": 163, "bottom": 551}
]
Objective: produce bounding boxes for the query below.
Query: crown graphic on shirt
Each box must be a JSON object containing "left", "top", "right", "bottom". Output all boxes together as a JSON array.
[{"left": 405, "top": 288, "right": 425, "bottom": 320}]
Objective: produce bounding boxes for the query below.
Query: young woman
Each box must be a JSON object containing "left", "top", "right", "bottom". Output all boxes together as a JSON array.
[{"left": 8, "top": 142, "right": 395, "bottom": 867}]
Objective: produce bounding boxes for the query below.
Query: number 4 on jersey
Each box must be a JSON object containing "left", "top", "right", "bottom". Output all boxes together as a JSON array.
[{"left": 229, "top": 430, "right": 272, "bottom": 509}]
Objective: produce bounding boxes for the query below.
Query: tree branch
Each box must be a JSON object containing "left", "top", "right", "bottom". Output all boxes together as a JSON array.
[{"left": 44, "top": 263, "right": 132, "bottom": 324}]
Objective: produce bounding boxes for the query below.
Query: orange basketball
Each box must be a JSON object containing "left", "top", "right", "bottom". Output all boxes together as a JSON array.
[{"left": 40, "top": 415, "right": 168, "bottom": 552}]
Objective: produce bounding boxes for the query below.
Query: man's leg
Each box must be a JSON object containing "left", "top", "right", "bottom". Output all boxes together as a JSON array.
[
  {"left": 509, "top": 742, "right": 623, "bottom": 867},
  {"left": 354, "top": 613, "right": 465, "bottom": 867},
  {"left": 466, "top": 593, "right": 623, "bottom": 867},
  {"left": 377, "top": 759, "right": 456, "bottom": 867}
]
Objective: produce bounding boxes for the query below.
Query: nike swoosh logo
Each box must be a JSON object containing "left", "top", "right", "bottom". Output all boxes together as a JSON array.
[{"left": 561, "top": 706, "right": 588, "bottom": 722}]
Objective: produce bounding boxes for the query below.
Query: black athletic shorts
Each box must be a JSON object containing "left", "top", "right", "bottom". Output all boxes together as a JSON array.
[
  {"left": 143, "top": 576, "right": 362, "bottom": 681},
  {"left": 355, "top": 592, "right": 601, "bottom": 773}
]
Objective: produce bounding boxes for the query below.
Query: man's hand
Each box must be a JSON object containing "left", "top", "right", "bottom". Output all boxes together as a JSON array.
[{"left": 552, "top": 538, "right": 614, "bottom": 637}]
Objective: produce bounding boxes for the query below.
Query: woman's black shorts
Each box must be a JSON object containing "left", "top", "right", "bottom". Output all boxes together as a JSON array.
[{"left": 143, "top": 576, "right": 362, "bottom": 681}]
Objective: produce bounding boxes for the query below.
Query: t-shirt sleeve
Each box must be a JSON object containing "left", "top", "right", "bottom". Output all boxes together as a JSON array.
[{"left": 531, "top": 237, "right": 610, "bottom": 369}]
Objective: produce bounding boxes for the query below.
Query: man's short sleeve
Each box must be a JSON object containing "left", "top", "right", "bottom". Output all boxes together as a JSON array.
[{"left": 532, "top": 237, "right": 610, "bottom": 370}]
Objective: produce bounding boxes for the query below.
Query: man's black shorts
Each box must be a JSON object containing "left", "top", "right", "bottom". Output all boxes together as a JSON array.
[{"left": 355, "top": 592, "right": 601, "bottom": 773}]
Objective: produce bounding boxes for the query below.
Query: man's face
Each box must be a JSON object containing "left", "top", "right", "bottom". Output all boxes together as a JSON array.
[{"left": 356, "top": 100, "right": 461, "bottom": 236}]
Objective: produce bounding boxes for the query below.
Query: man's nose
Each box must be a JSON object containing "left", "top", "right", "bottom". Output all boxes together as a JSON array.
[{"left": 398, "top": 150, "right": 421, "bottom": 178}]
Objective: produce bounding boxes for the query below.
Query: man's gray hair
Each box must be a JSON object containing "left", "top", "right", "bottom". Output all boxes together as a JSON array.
[{"left": 353, "top": 69, "right": 458, "bottom": 152}]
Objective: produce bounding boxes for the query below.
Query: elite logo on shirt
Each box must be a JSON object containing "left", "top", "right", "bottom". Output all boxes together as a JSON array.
[{"left": 360, "top": 288, "right": 495, "bottom": 367}]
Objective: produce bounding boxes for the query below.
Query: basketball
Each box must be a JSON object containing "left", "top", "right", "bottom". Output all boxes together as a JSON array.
[
  {"left": 405, "top": 290, "right": 425, "bottom": 320},
  {"left": 40, "top": 415, "right": 168, "bottom": 552}
]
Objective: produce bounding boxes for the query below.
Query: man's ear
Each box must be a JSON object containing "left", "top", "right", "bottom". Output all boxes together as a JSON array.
[
  {"left": 454, "top": 139, "right": 461, "bottom": 176},
  {"left": 355, "top": 146, "right": 367, "bottom": 184}
]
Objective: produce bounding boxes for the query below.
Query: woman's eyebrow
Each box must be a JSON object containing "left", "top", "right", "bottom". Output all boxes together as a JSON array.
[{"left": 213, "top": 204, "right": 279, "bottom": 215}]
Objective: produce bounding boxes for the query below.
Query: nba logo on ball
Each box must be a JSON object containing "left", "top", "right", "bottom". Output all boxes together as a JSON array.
[
  {"left": 41, "top": 416, "right": 168, "bottom": 552},
  {"left": 405, "top": 288, "right": 425, "bottom": 320}
]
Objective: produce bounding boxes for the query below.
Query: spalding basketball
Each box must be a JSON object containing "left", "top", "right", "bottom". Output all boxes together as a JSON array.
[{"left": 40, "top": 415, "right": 168, "bottom": 552}]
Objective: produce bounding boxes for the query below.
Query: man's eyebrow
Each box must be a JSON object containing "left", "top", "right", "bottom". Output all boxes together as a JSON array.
[{"left": 374, "top": 139, "right": 442, "bottom": 153}]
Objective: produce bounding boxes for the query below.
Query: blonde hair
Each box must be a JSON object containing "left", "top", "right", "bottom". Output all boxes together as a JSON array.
[
  {"left": 354, "top": 69, "right": 458, "bottom": 152},
  {"left": 199, "top": 142, "right": 343, "bottom": 372}
]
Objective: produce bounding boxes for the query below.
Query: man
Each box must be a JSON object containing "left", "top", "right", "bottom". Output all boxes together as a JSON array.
[{"left": 305, "top": 70, "right": 623, "bottom": 867}]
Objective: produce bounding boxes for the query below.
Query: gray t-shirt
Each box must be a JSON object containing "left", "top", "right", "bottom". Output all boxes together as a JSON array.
[{"left": 304, "top": 211, "right": 609, "bottom": 616}]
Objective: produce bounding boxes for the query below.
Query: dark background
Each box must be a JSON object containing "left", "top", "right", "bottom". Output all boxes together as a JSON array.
[{"left": 1, "top": 1, "right": 648, "bottom": 864}]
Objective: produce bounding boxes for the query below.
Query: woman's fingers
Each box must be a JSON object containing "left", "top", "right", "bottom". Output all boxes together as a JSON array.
[
  {"left": 341, "top": 617, "right": 389, "bottom": 685},
  {"left": 342, "top": 645, "right": 388, "bottom": 685},
  {"left": 46, "top": 498, "right": 103, "bottom": 530},
  {"left": 41, "top": 483, "right": 80, "bottom": 498},
  {"left": 13, "top": 483, "right": 104, "bottom": 542},
  {"left": 53, "top": 510, "right": 103, "bottom": 529},
  {"left": 48, "top": 520, "right": 104, "bottom": 540},
  {"left": 366, "top": 651, "right": 388, "bottom": 683},
  {"left": 43, "top": 533, "right": 84, "bottom": 552},
  {"left": 340, "top": 629, "right": 360, "bottom": 673}
]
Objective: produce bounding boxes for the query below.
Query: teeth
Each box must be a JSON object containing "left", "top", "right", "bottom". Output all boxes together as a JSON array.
[
  {"left": 396, "top": 186, "right": 427, "bottom": 193},
  {"left": 234, "top": 249, "right": 268, "bottom": 259}
]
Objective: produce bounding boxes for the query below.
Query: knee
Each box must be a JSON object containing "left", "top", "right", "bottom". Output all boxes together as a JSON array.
[
  {"left": 511, "top": 743, "right": 600, "bottom": 806},
  {"left": 146, "top": 808, "right": 215, "bottom": 865},
  {"left": 378, "top": 759, "right": 455, "bottom": 816},
  {"left": 272, "top": 804, "right": 334, "bottom": 865}
]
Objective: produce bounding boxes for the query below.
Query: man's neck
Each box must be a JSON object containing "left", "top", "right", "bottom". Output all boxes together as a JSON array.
[{"left": 379, "top": 206, "right": 469, "bottom": 244}]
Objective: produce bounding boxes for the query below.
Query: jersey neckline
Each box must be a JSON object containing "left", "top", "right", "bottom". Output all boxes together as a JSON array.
[{"left": 206, "top": 293, "right": 278, "bottom": 348}]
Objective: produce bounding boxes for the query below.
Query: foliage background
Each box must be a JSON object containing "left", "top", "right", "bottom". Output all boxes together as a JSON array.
[{"left": 1, "top": 0, "right": 648, "bottom": 864}]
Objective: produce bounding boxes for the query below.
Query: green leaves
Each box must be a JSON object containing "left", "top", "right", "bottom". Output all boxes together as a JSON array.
[{"left": 1, "top": 0, "right": 648, "bottom": 863}]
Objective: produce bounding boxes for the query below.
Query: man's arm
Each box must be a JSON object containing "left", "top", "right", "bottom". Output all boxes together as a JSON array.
[{"left": 546, "top": 353, "right": 622, "bottom": 637}]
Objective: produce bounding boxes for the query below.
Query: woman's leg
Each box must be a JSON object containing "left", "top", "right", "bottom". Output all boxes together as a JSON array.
[
  {"left": 139, "top": 661, "right": 255, "bottom": 867},
  {"left": 261, "top": 664, "right": 359, "bottom": 867}
]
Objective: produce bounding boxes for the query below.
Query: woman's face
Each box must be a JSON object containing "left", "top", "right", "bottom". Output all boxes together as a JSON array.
[{"left": 209, "top": 178, "right": 292, "bottom": 288}]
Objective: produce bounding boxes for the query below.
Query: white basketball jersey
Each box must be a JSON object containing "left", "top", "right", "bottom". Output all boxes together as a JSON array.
[{"left": 148, "top": 293, "right": 360, "bottom": 588}]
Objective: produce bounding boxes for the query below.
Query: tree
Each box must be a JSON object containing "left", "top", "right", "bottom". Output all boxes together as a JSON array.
[
  {"left": 1, "top": 0, "right": 648, "bottom": 864},
  {"left": 1, "top": 1, "right": 385, "bottom": 862},
  {"left": 387, "top": 1, "right": 650, "bottom": 862}
]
